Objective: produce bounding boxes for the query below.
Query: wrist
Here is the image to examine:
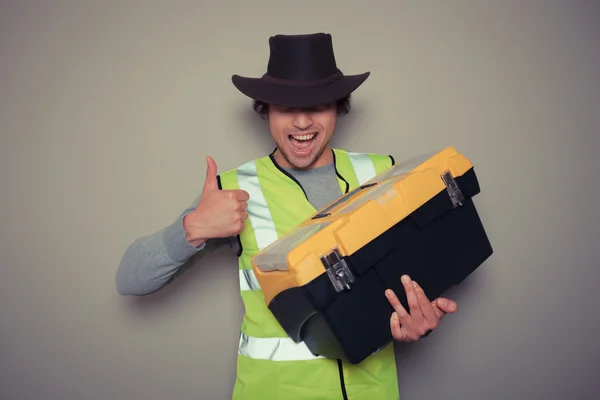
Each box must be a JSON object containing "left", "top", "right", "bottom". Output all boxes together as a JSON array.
[
  {"left": 188, "top": 237, "right": 206, "bottom": 248},
  {"left": 183, "top": 212, "right": 207, "bottom": 247}
]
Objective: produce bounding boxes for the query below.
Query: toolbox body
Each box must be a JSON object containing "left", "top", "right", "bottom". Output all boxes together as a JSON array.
[{"left": 251, "top": 147, "right": 493, "bottom": 364}]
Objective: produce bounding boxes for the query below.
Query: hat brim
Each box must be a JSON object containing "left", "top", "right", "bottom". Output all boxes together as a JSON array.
[{"left": 231, "top": 72, "right": 370, "bottom": 108}]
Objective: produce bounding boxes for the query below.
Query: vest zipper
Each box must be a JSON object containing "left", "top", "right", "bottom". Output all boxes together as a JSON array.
[
  {"left": 268, "top": 151, "right": 309, "bottom": 200},
  {"left": 217, "top": 174, "right": 244, "bottom": 257},
  {"left": 269, "top": 148, "right": 351, "bottom": 398},
  {"left": 331, "top": 149, "right": 350, "bottom": 194},
  {"left": 268, "top": 148, "right": 351, "bottom": 197},
  {"left": 338, "top": 359, "right": 349, "bottom": 399}
]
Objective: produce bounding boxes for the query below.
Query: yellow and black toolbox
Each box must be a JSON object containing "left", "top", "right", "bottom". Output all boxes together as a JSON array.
[{"left": 251, "top": 147, "right": 493, "bottom": 364}]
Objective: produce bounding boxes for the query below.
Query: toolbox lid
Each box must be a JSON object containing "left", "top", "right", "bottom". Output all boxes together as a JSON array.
[
  {"left": 366, "top": 150, "right": 439, "bottom": 184},
  {"left": 252, "top": 221, "right": 332, "bottom": 272}
]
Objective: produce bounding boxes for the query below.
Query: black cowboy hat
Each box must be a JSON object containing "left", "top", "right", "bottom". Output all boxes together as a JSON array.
[{"left": 231, "top": 33, "right": 370, "bottom": 108}]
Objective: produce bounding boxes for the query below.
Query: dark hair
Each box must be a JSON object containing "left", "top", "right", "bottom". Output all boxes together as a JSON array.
[{"left": 252, "top": 94, "right": 352, "bottom": 119}]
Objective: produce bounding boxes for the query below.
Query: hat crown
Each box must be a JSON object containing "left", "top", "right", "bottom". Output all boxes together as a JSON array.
[
  {"left": 231, "top": 32, "right": 369, "bottom": 108},
  {"left": 266, "top": 33, "right": 338, "bottom": 81}
]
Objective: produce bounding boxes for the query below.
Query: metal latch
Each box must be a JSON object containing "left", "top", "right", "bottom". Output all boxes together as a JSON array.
[
  {"left": 441, "top": 170, "right": 465, "bottom": 208},
  {"left": 320, "top": 249, "right": 355, "bottom": 292}
]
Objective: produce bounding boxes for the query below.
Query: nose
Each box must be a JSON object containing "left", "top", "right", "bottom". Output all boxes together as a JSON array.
[{"left": 292, "top": 110, "right": 314, "bottom": 130}]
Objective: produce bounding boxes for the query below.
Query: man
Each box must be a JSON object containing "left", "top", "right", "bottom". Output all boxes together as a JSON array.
[{"left": 116, "top": 33, "right": 458, "bottom": 399}]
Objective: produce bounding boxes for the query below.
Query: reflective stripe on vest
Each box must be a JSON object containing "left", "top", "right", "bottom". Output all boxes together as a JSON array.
[
  {"left": 238, "top": 332, "right": 325, "bottom": 361},
  {"left": 346, "top": 151, "right": 377, "bottom": 185},
  {"left": 232, "top": 150, "right": 390, "bottom": 362},
  {"left": 239, "top": 269, "right": 261, "bottom": 291},
  {"left": 236, "top": 159, "right": 279, "bottom": 251}
]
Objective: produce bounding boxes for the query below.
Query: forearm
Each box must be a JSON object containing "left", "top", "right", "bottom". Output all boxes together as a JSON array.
[
  {"left": 115, "top": 210, "right": 205, "bottom": 295},
  {"left": 115, "top": 184, "right": 244, "bottom": 296}
]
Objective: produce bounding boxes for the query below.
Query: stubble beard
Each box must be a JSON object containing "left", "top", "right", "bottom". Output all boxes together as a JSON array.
[{"left": 279, "top": 141, "right": 328, "bottom": 170}]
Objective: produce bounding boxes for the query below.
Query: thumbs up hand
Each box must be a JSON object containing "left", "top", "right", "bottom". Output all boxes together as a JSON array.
[{"left": 183, "top": 156, "right": 250, "bottom": 247}]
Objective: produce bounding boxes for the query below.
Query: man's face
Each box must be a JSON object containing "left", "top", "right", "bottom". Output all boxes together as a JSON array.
[{"left": 267, "top": 102, "right": 337, "bottom": 169}]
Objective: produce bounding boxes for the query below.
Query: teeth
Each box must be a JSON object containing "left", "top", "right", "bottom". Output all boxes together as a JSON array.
[{"left": 291, "top": 133, "right": 316, "bottom": 141}]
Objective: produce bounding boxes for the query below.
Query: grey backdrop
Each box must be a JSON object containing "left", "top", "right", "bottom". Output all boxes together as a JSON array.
[{"left": 1, "top": 1, "right": 599, "bottom": 399}]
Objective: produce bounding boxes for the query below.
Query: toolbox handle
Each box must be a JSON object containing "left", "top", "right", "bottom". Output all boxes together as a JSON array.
[{"left": 312, "top": 182, "right": 377, "bottom": 220}]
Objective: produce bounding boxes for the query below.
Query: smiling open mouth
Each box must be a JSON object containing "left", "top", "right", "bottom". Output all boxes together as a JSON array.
[{"left": 289, "top": 132, "right": 318, "bottom": 154}]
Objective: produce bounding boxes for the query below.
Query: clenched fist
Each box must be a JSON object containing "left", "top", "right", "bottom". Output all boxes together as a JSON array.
[{"left": 183, "top": 156, "right": 250, "bottom": 247}]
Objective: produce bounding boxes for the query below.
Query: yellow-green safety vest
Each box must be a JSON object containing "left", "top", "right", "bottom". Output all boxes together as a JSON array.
[{"left": 217, "top": 148, "right": 400, "bottom": 400}]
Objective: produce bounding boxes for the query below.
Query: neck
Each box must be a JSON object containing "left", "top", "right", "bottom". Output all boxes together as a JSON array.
[{"left": 272, "top": 145, "right": 334, "bottom": 170}]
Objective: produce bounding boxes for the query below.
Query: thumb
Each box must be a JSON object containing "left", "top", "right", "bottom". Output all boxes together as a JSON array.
[{"left": 202, "top": 156, "right": 219, "bottom": 192}]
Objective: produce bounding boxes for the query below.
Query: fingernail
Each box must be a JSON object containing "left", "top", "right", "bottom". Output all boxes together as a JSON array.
[
  {"left": 385, "top": 289, "right": 392, "bottom": 298},
  {"left": 412, "top": 281, "right": 418, "bottom": 288},
  {"left": 402, "top": 275, "right": 410, "bottom": 284},
  {"left": 438, "top": 298, "right": 446, "bottom": 307},
  {"left": 392, "top": 312, "right": 398, "bottom": 320}
]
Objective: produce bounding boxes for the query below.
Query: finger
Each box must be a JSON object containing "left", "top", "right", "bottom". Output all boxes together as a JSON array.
[
  {"left": 229, "top": 197, "right": 248, "bottom": 213},
  {"left": 233, "top": 189, "right": 250, "bottom": 202},
  {"left": 390, "top": 312, "right": 407, "bottom": 341},
  {"left": 430, "top": 299, "right": 446, "bottom": 320},
  {"left": 385, "top": 289, "right": 409, "bottom": 319},
  {"left": 413, "top": 281, "right": 438, "bottom": 324},
  {"left": 402, "top": 275, "right": 424, "bottom": 327},
  {"left": 203, "top": 156, "right": 219, "bottom": 192},
  {"left": 436, "top": 297, "right": 458, "bottom": 314},
  {"left": 225, "top": 190, "right": 250, "bottom": 203},
  {"left": 385, "top": 289, "right": 414, "bottom": 332},
  {"left": 241, "top": 210, "right": 249, "bottom": 221}
]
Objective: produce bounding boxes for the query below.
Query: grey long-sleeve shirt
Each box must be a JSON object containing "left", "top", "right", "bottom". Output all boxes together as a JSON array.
[{"left": 115, "top": 162, "right": 343, "bottom": 296}]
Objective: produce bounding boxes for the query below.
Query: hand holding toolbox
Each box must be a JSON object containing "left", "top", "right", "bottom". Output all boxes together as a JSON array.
[{"left": 250, "top": 146, "right": 493, "bottom": 364}]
